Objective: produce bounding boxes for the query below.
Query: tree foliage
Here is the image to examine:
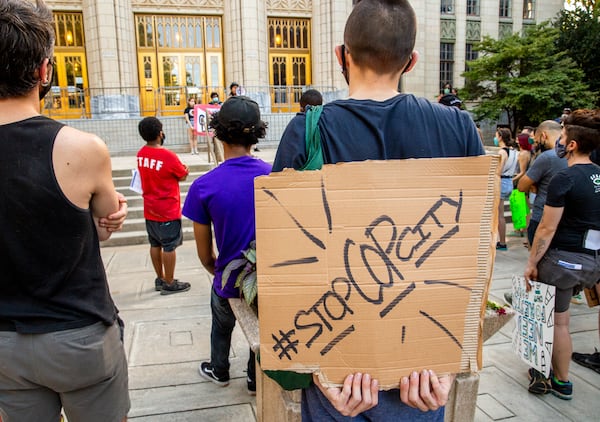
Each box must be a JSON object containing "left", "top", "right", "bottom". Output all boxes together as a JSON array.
[
  {"left": 461, "top": 23, "right": 593, "bottom": 134},
  {"left": 556, "top": 3, "right": 600, "bottom": 105}
]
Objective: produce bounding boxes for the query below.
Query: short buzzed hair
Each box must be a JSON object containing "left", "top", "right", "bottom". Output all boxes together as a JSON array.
[
  {"left": 345, "top": 0, "right": 416, "bottom": 74},
  {"left": 300, "top": 89, "right": 323, "bottom": 111},
  {"left": 0, "top": 0, "right": 55, "bottom": 98}
]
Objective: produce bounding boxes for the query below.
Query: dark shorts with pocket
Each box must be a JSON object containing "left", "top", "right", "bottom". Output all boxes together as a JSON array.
[
  {"left": 145, "top": 219, "right": 183, "bottom": 252},
  {"left": 537, "top": 248, "right": 600, "bottom": 312}
]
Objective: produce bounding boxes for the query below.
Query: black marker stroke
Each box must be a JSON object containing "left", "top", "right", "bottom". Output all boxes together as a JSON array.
[
  {"left": 419, "top": 310, "right": 462, "bottom": 350},
  {"left": 414, "top": 225, "right": 459, "bottom": 268},
  {"left": 380, "top": 282, "right": 416, "bottom": 318},
  {"left": 262, "top": 189, "right": 325, "bottom": 250},
  {"left": 424, "top": 280, "right": 472, "bottom": 292},
  {"left": 320, "top": 325, "right": 355, "bottom": 356},
  {"left": 272, "top": 257, "right": 319, "bottom": 268},
  {"left": 321, "top": 178, "right": 332, "bottom": 234}
]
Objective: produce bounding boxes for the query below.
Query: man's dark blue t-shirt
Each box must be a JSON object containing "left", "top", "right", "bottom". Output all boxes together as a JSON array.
[
  {"left": 272, "top": 93, "right": 484, "bottom": 422},
  {"left": 273, "top": 94, "right": 484, "bottom": 171}
]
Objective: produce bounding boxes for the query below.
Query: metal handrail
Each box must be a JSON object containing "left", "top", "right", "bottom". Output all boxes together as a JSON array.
[{"left": 41, "top": 85, "right": 342, "bottom": 119}]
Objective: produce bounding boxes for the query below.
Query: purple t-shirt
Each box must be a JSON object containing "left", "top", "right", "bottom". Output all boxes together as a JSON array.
[{"left": 182, "top": 155, "right": 272, "bottom": 298}]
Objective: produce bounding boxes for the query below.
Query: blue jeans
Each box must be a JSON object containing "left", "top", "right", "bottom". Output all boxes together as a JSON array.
[
  {"left": 210, "top": 287, "right": 255, "bottom": 381},
  {"left": 302, "top": 383, "right": 444, "bottom": 421}
]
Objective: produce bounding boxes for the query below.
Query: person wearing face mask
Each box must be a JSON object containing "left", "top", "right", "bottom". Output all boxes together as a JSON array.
[
  {"left": 137, "top": 117, "right": 191, "bottom": 295},
  {"left": 517, "top": 120, "right": 567, "bottom": 246},
  {"left": 524, "top": 109, "right": 600, "bottom": 401},
  {"left": 209, "top": 92, "right": 222, "bottom": 105},
  {"left": 0, "top": 1, "right": 129, "bottom": 420},
  {"left": 495, "top": 127, "right": 518, "bottom": 250}
]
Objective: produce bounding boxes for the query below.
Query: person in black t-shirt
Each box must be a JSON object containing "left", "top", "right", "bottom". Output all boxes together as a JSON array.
[{"left": 525, "top": 109, "right": 600, "bottom": 401}]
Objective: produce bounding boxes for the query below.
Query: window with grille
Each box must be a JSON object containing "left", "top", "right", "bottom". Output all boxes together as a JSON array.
[
  {"left": 441, "top": 0, "right": 454, "bottom": 14},
  {"left": 499, "top": 0, "right": 511, "bottom": 18},
  {"left": 465, "top": 43, "right": 478, "bottom": 71},
  {"left": 268, "top": 18, "right": 310, "bottom": 50},
  {"left": 523, "top": 1, "right": 535, "bottom": 20},
  {"left": 467, "top": 0, "right": 480, "bottom": 16},
  {"left": 440, "top": 42, "right": 454, "bottom": 90},
  {"left": 53, "top": 12, "right": 84, "bottom": 47}
]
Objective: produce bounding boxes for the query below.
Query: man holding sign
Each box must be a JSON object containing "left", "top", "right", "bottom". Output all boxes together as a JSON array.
[
  {"left": 524, "top": 109, "right": 600, "bottom": 400},
  {"left": 273, "top": 0, "right": 484, "bottom": 419}
]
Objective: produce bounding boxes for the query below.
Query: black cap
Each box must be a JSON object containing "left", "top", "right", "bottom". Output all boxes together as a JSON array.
[
  {"left": 217, "top": 96, "right": 260, "bottom": 132},
  {"left": 230, "top": 82, "right": 239, "bottom": 89},
  {"left": 439, "top": 94, "right": 462, "bottom": 108}
]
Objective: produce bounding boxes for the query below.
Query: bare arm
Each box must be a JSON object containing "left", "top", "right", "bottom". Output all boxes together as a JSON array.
[
  {"left": 53, "top": 127, "right": 119, "bottom": 242},
  {"left": 497, "top": 149, "right": 507, "bottom": 176},
  {"left": 98, "top": 192, "right": 128, "bottom": 232},
  {"left": 184, "top": 111, "right": 193, "bottom": 128},
  {"left": 524, "top": 205, "right": 563, "bottom": 287},
  {"left": 193, "top": 222, "right": 216, "bottom": 275},
  {"left": 517, "top": 174, "right": 536, "bottom": 194},
  {"left": 88, "top": 138, "right": 120, "bottom": 241},
  {"left": 513, "top": 151, "right": 530, "bottom": 183}
]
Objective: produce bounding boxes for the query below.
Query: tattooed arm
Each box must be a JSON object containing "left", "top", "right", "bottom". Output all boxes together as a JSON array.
[{"left": 524, "top": 205, "right": 564, "bottom": 289}]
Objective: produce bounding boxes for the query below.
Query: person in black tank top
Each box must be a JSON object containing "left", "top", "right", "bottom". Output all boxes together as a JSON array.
[{"left": 0, "top": 1, "right": 130, "bottom": 420}]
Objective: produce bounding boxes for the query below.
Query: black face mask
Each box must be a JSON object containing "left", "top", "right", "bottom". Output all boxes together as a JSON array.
[
  {"left": 340, "top": 45, "right": 349, "bottom": 85},
  {"left": 39, "top": 61, "right": 53, "bottom": 101},
  {"left": 160, "top": 133, "right": 166, "bottom": 146},
  {"left": 39, "top": 82, "right": 52, "bottom": 101}
]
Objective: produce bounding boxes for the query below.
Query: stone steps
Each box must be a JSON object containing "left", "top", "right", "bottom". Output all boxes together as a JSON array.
[{"left": 101, "top": 163, "right": 210, "bottom": 247}]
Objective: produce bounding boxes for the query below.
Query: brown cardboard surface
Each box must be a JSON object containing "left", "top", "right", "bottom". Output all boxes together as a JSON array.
[{"left": 255, "top": 156, "right": 500, "bottom": 389}]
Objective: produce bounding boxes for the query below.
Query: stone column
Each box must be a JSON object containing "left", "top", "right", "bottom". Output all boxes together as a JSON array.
[
  {"left": 83, "top": 0, "right": 138, "bottom": 118},
  {"left": 311, "top": 0, "right": 352, "bottom": 96},
  {"left": 406, "top": 0, "right": 441, "bottom": 98},
  {"left": 454, "top": 0, "right": 467, "bottom": 89},
  {"left": 224, "top": 0, "right": 270, "bottom": 109}
]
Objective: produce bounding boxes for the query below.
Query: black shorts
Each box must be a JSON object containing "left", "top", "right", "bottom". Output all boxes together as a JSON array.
[
  {"left": 537, "top": 248, "right": 600, "bottom": 312},
  {"left": 145, "top": 219, "right": 183, "bottom": 252}
]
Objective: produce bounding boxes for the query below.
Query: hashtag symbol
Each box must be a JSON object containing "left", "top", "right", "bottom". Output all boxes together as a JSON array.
[{"left": 272, "top": 329, "right": 299, "bottom": 360}]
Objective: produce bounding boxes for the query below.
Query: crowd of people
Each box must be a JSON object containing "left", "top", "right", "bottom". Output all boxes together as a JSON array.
[
  {"left": 479, "top": 111, "right": 600, "bottom": 402},
  {"left": 1, "top": 0, "right": 599, "bottom": 421}
]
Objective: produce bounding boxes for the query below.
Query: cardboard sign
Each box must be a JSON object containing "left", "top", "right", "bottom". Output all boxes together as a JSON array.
[
  {"left": 255, "top": 156, "right": 500, "bottom": 388},
  {"left": 511, "top": 276, "right": 555, "bottom": 377},
  {"left": 193, "top": 104, "right": 220, "bottom": 136}
]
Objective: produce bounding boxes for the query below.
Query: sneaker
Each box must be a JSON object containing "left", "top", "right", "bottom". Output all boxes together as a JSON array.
[
  {"left": 154, "top": 277, "right": 167, "bottom": 292},
  {"left": 528, "top": 368, "right": 551, "bottom": 395},
  {"left": 160, "top": 280, "right": 191, "bottom": 295},
  {"left": 247, "top": 376, "right": 256, "bottom": 396},
  {"left": 572, "top": 349, "right": 600, "bottom": 373},
  {"left": 504, "top": 292, "right": 513, "bottom": 306},
  {"left": 496, "top": 242, "right": 508, "bottom": 251},
  {"left": 570, "top": 292, "right": 585, "bottom": 305},
  {"left": 198, "top": 361, "right": 229, "bottom": 387},
  {"left": 550, "top": 375, "right": 573, "bottom": 400}
]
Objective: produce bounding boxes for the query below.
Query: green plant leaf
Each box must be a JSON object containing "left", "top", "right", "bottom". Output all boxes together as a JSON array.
[
  {"left": 242, "top": 245, "right": 257, "bottom": 264},
  {"left": 235, "top": 268, "right": 246, "bottom": 289},
  {"left": 242, "top": 271, "right": 258, "bottom": 306},
  {"left": 221, "top": 258, "right": 246, "bottom": 290}
]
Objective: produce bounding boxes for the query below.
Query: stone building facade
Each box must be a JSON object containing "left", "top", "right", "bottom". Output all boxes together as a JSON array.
[{"left": 43, "top": 0, "right": 563, "bottom": 119}]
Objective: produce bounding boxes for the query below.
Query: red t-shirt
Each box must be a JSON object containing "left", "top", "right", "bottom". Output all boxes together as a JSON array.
[{"left": 136, "top": 145, "right": 188, "bottom": 222}]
